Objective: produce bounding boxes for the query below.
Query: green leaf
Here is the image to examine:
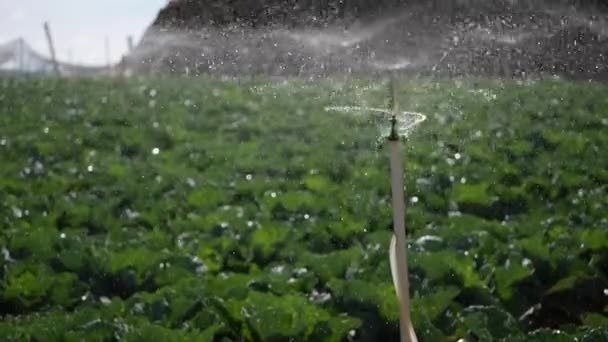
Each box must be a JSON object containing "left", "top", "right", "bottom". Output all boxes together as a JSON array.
[
  {"left": 579, "top": 229, "right": 608, "bottom": 251},
  {"left": 49, "top": 272, "right": 80, "bottom": 307},
  {"left": 414, "top": 286, "right": 461, "bottom": 320},
  {"left": 452, "top": 182, "right": 493, "bottom": 206},
  {"left": 462, "top": 306, "right": 521, "bottom": 340},
  {"left": 582, "top": 313, "right": 608, "bottom": 328},
  {"left": 279, "top": 191, "right": 315, "bottom": 211},
  {"left": 4, "top": 265, "right": 54, "bottom": 308},
  {"left": 518, "top": 329, "right": 574, "bottom": 342},
  {"left": 187, "top": 188, "right": 227, "bottom": 209},
  {"left": 304, "top": 175, "right": 332, "bottom": 193},
  {"left": 546, "top": 273, "right": 593, "bottom": 295},
  {"left": 236, "top": 291, "right": 357, "bottom": 341},
  {"left": 250, "top": 224, "right": 289, "bottom": 263},
  {"left": 412, "top": 250, "right": 483, "bottom": 288},
  {"left": 494, "top": 263, "right": 533, "bottom": 300}
]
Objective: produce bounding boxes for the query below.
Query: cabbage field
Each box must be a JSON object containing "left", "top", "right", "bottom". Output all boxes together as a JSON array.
[{"left": 1, "top": 76, "right": 607, "bottom": 341}]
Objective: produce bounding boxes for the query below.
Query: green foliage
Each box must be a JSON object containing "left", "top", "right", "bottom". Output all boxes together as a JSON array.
[{"left": 1, "top": 76, "right": 607, "bottom": 341}]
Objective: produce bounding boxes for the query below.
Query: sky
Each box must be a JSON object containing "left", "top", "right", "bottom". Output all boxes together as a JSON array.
[{"left": 0, "top": 0, "right": 167, "bottom": 66}]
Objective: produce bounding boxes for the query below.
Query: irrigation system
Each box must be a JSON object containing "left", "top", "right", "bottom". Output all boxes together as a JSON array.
[{"left": 325, "top": 79, "right": 425, "bottom": 342}]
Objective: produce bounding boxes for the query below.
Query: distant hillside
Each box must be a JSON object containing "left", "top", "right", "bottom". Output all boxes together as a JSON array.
[
  {"left": 151, "top": 0, "right": 608, "bottom": 30},
  {"left": 126, "top": 0, "right": 608, "bottom": 80}
]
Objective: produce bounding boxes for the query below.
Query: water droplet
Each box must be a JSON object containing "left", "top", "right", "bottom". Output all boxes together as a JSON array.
[
  {"left": 271, "top": 265, "right": 285, "bottom": 274},
  {"left": 34, "top": 161, "right": 44, "bottom": 173},
  {"left": 448, "top": 210, "right": 462, "bottom": 217},
  {"left": 309, "top": 289, "right": 332, "bottom": 304},
  {"left": 11, "top": 207, "right": 23, "bottom": 218},
  {"left": 294, "top": 267, "right": 308, "bottom": 276},
  {"left": 125, "top": 208, "right": 140, "bottom": 220},
  {"left": 2, "top": 248, "right": 14, "bottom": 262},
  {"left": 132, "top": 302, "right": 145, "bottom": 314},
  {"left": 196, "top": 264, "right": 209, "bottom": 275}
]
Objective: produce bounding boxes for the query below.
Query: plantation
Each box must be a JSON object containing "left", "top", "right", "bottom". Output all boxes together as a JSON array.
[{"left": 1, "top": 76, "right": 607, "bottom": 341}]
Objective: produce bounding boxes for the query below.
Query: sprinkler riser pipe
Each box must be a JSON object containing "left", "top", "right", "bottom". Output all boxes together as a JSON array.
[{"left": 389, "top": 140, "right": 417, "bottom": 342}]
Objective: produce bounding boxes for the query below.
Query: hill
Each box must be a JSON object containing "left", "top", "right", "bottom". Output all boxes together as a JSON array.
[{"left": 127, "top": 0, "right": 608, "bottom": 80}]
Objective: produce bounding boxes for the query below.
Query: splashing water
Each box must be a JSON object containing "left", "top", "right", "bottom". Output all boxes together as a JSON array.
[{"left": 324, "top": 106, "right": 426, "bottom": 137}]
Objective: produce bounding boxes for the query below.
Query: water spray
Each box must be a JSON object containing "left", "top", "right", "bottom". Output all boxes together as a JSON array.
[{"left": 325, "top": 78, "right": 424, "bottom": 342}]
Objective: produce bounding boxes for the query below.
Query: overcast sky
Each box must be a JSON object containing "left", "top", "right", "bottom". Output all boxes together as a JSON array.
[{"left": 0, "top": 0, "right": 167, "bottom": 66}]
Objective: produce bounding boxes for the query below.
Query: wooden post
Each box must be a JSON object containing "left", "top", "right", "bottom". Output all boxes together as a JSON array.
[{"left": 43, "top": 22, "right": 60, "bottom": 75}]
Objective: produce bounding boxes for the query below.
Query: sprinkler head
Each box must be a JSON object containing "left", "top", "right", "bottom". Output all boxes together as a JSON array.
[{"left": 388, "top": 114, "right": 399, "bottom": 141}]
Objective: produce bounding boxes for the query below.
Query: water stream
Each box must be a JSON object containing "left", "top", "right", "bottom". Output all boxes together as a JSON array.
[{"left": 324, "top": 106, "right": 427, "bottom": 137}]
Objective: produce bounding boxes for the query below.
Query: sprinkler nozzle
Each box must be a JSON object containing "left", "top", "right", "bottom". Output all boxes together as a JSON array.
[
  {"left": 388, "top": 114, "right": 399, "bottom": 141},
  {"left": 387, "top": 75, "right": 400, "bottom": 142}
]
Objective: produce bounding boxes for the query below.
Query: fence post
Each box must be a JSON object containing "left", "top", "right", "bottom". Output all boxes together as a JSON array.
[{"left": 43, "top": 22, "right": 61, "bottom": 76}]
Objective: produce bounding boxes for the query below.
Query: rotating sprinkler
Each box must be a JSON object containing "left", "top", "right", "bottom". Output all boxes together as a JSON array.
[{"left": 325, "top": 78, "right": 424, "bottom": 342}]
